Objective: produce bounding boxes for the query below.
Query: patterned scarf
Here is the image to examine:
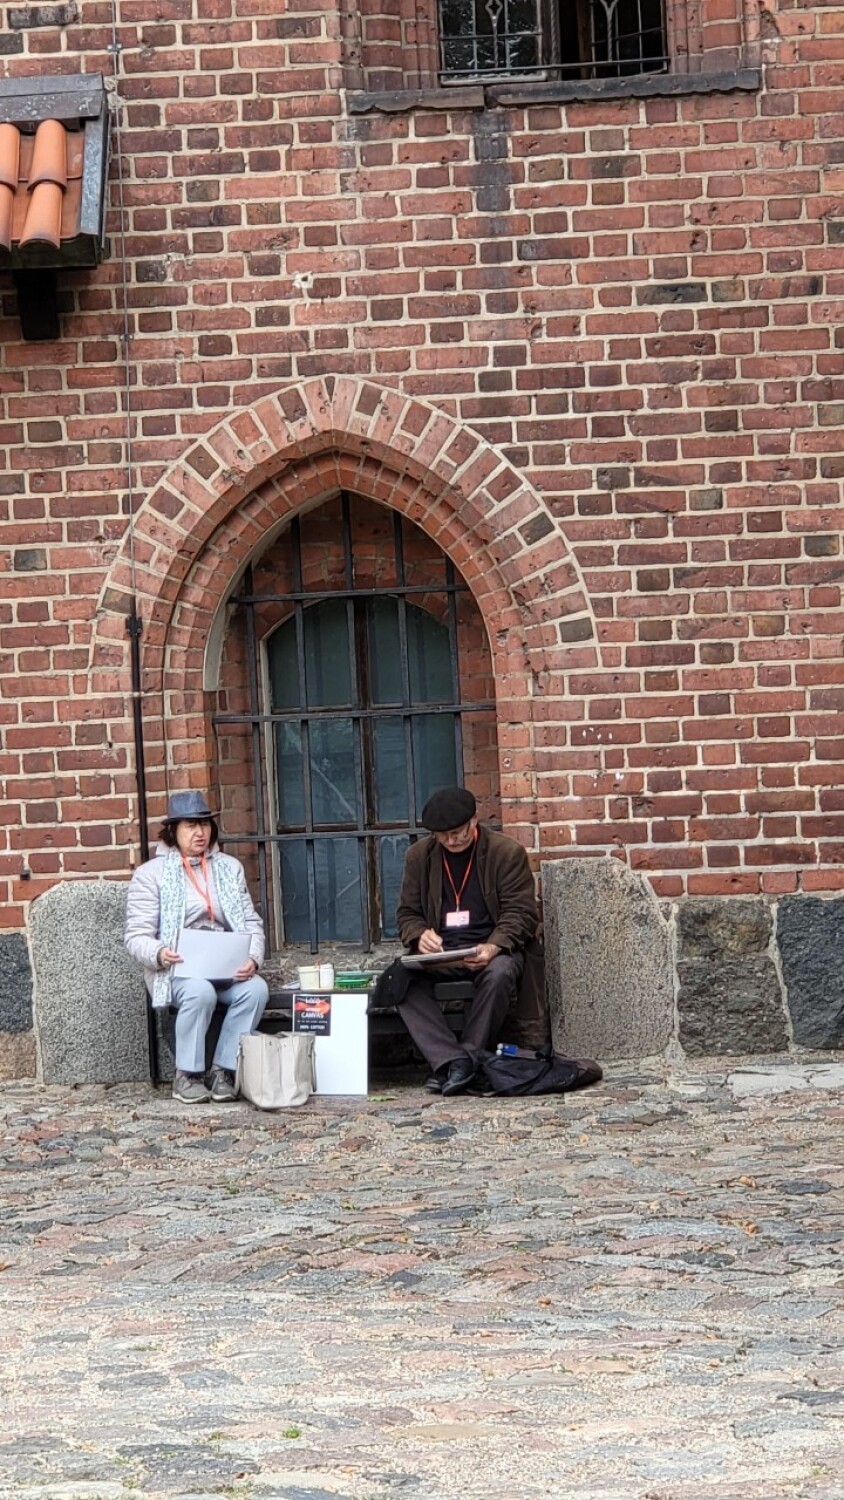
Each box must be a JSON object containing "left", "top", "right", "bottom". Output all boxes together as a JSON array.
[{"left": 151, "top": 850, "right": 246, "bottom": 1009}]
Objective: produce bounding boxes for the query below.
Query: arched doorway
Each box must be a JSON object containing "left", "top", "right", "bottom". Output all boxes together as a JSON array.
[{"left": 214, "top": 492, "right": 498, "bottom": 954}]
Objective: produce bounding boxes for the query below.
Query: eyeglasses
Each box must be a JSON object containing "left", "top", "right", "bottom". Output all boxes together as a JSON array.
[{"left": 434, "top": 819, "right": 476, "bottom": 845}]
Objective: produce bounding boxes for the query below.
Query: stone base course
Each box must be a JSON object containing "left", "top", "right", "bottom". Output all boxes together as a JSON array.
[
  {"left": 677, "top": 956, "right": 790, "bottom": 1056},
  {"left": 777, "top": 896, "right": 844, "bottom": 1050},
  {"left": 676, "top": 898, "right": 789, "bottom": 1057},
  {"left": 0, "top": 933, "right": 33, "bottom": 1033}
]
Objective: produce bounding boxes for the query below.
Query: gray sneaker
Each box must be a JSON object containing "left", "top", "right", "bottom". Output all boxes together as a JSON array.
[
  {"left": 209, "top": 1066, "right": 238, "bottom": 1103},
  {"left": 172, "top": 1070, "right": 210, "bottom": 1104}
]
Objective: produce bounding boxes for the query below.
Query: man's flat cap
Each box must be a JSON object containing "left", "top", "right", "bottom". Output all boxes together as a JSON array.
[
  {"left": 420, "top": 786, "right": 477, "bottom": 832},
  {"left": 163, "top": 790, "right": 217, "bottom": 822}
]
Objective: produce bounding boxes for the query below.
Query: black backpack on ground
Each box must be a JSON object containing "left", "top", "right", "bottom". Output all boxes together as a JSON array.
[{"left": 476, "top": 1046, "right": 602, "bottom": 1097}]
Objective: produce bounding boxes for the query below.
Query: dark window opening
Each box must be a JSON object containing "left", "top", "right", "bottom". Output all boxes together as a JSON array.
[{"left": 439, "top": 0, "right": 667, "bottom": 81}]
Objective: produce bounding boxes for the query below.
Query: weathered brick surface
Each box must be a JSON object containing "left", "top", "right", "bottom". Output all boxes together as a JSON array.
[{"left": 0, "top": 0, "right": 842, "bottom": 944}]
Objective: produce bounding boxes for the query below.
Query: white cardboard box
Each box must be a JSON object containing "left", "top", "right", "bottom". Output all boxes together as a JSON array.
[{"left": 295, "top": 991, "right": 368, "bottom": 1096}]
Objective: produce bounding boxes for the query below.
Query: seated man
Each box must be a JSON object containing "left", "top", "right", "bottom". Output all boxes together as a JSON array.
[{"left": 396, "top": 786, "right": 540, "bottom": 1097}]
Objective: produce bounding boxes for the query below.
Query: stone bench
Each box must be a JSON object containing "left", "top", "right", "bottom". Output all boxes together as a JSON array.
[
  {"left": 148, "top": 979, "right": 474, "bottom": 1085},
  {"left": 25, "top": 880, "right": 474, "bottom": 1084},
  {"left": 30, "top": 858, "right": 816, "bottom": 1083}
]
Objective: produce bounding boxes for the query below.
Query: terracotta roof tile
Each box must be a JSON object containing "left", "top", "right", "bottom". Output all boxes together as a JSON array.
[
  {"left": 0, "top": 118, "right": 83, "bottom": 255},
  {"left": 0, "top": 121, "right": 20, "bottom": 251}
]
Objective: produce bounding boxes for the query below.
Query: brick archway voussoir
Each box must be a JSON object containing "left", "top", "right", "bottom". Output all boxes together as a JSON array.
[{"left": 93, "top": 378, "right": 600, "bottom": 686}]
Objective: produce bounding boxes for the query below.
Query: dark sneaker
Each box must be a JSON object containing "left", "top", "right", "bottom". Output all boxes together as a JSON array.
[
  {"left": 172, "top": 1070, "right": 210, "bottom": 1104},
  {"left": 209, "top": 1066, "right": 238, "bottom": 1103}
]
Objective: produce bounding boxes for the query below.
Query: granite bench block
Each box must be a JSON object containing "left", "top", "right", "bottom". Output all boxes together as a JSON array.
[
  {"left": 777, "top": 895, "right": 844, "bottom": 1049},
  {"left": 541, "top": 856, "right": 674, "bottom": 1059},
  {"left": 28, "top": 880, "right": 150, "bottom": 1084}
]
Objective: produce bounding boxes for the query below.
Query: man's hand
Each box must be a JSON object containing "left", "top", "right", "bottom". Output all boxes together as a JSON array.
[
  {"left": 463, "top": 942, "right": 501, "bottom": 970},
  {"left": 234, "top": 958, "right": 258, "bottom": 981},
  {"left": 418, "top": 928, "right": 444, "bottom": 954}
]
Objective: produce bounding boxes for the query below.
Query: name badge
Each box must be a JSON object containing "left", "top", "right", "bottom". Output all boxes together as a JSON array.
[{"left": 445, "top": 909, "right": 470, "bottom": 929}]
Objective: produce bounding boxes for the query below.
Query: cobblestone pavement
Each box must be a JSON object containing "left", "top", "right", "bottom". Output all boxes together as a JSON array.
[{"left": 2, "top": 1060, "right": 844, "bottom": 1500}]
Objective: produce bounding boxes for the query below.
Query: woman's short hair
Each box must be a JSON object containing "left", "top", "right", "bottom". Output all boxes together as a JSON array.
[{"left": 159, "top": 817, "right": 219, "bottom": 849}]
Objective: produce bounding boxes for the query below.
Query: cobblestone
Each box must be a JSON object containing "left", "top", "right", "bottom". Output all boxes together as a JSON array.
[{"left": 2, "top": 1061, "right": 844, "bottom": 1499}]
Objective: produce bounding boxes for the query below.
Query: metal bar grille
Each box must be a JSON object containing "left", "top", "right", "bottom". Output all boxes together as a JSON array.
[
  {"left": 394, "top": 512, "right": 418, "bottom": 840},
  {"left": 342, "top": 494, "right": 371, "bottom": 947},
  {"left": 215, "top": 703, "right": 494, "bottom": 725},
  {"left": 230, "top": 584, "right": 473, "bottom": 604},
  {"left": 243, "top": 563, "right": 270, "bottom": 936},
  {"left": 445, "top": 554, "right": 464, "bottom": 777},
  {"left": 439, "top": 0, "right": 667, "bottom": 80}
]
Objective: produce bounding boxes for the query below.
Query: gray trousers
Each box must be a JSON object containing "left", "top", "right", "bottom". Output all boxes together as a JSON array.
[
  {"left": 170, "top": 975, "right": 269, "bottom": 1073},
  {"left": 398, "top": 953, "right": 523, "bottom": 1073}
]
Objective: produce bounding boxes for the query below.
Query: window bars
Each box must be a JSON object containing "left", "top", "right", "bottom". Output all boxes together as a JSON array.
[
  {"left": 439, "top": 0, "right": 667, "bottom": 81},
  {"left": 212, "top": 496, "right": 496, "bottom": 954}
]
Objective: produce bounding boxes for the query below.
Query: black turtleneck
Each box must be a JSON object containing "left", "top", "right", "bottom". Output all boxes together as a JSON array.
[{"left": 438, "top": 843, "right": 494, "bottom": 949}]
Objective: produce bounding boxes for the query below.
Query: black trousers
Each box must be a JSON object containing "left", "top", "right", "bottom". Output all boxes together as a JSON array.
[{"left": 398, "top": 953, "right": 524, "bottom": 1073}]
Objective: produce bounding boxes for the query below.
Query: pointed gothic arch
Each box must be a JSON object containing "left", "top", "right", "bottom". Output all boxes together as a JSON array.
[{"left": 93, "top": 376, "right": 600, "bottom": 846}]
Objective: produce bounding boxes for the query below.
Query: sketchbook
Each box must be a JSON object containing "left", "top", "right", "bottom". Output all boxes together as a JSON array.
[{"left": 400, "top": 946, "right": 479, "bottom": 968}]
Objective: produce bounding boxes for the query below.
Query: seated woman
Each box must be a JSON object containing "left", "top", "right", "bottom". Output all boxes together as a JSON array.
[{"left": 125, "top": 790, "right": 268, "bottom": 1104}]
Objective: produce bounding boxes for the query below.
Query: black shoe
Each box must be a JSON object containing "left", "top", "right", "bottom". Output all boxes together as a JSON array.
[
  {"left": 441, "top": 1056, "right": 476, "bottom": 1097},
  {"left": 425, "top": 1069, "right": 446, "bottom": 1094}
]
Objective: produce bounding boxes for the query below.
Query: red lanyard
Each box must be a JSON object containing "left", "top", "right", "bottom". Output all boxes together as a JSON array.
[
  {"left": 442, "top": 830, "right": 478, "bottom": 910},
  {"left": 182, "top": 854, "right": 215, "bottom": 923}
]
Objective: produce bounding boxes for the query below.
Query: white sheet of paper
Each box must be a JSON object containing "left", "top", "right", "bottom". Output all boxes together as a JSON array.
[{"left": 173, "top": 929, "right": 251, "bottom": 981}]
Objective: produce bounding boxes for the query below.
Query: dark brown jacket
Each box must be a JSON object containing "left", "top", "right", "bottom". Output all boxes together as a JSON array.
[{"left": 397, "top": 824, "right": 550, "bottom": 1048}]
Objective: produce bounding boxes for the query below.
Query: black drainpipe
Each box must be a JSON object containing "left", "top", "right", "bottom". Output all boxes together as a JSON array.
[{"left": 127, "top": 600, "right": 150, "bottom": 863}]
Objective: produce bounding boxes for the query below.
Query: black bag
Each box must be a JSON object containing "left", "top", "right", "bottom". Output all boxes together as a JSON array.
[
  {"left": 477, "top": 1046, "right": 602, "bottom": 1097},
  {"left": 367, "top": 957, "right": 413, "bottom": 1012}
]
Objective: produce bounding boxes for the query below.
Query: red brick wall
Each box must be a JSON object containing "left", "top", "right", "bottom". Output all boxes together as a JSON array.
[{"left": 0, "top": 0, "right": 843, "bottom": 943}]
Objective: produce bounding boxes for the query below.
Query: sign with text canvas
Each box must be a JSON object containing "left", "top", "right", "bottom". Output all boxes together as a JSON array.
[{"left": 293, "top": 993, "right": 332, "bottom": 1036}]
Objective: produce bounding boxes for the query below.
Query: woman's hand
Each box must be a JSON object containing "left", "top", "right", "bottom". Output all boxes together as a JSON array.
[
  {"left": 234, "top": 958, "right": 258, "bottom": 981},
  {"left": 157, "top": 946, "right": 182, "bottom": 969}
]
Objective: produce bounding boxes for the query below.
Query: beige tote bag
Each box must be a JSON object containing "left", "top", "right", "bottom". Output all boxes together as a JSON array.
[{"left": 236, "top": 1032, "right": 316, "bottom": 1109}]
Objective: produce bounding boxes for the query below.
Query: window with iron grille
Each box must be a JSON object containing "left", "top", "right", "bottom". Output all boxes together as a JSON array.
[
  {"left": 439, "top": 0, "right": 667, "bottom": 82},
  {"left": 269, "top": 594, "right": 467, "bottom": 947},
  {"left": 213, "top": 495, "right": 497, "bottom": 955}
]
